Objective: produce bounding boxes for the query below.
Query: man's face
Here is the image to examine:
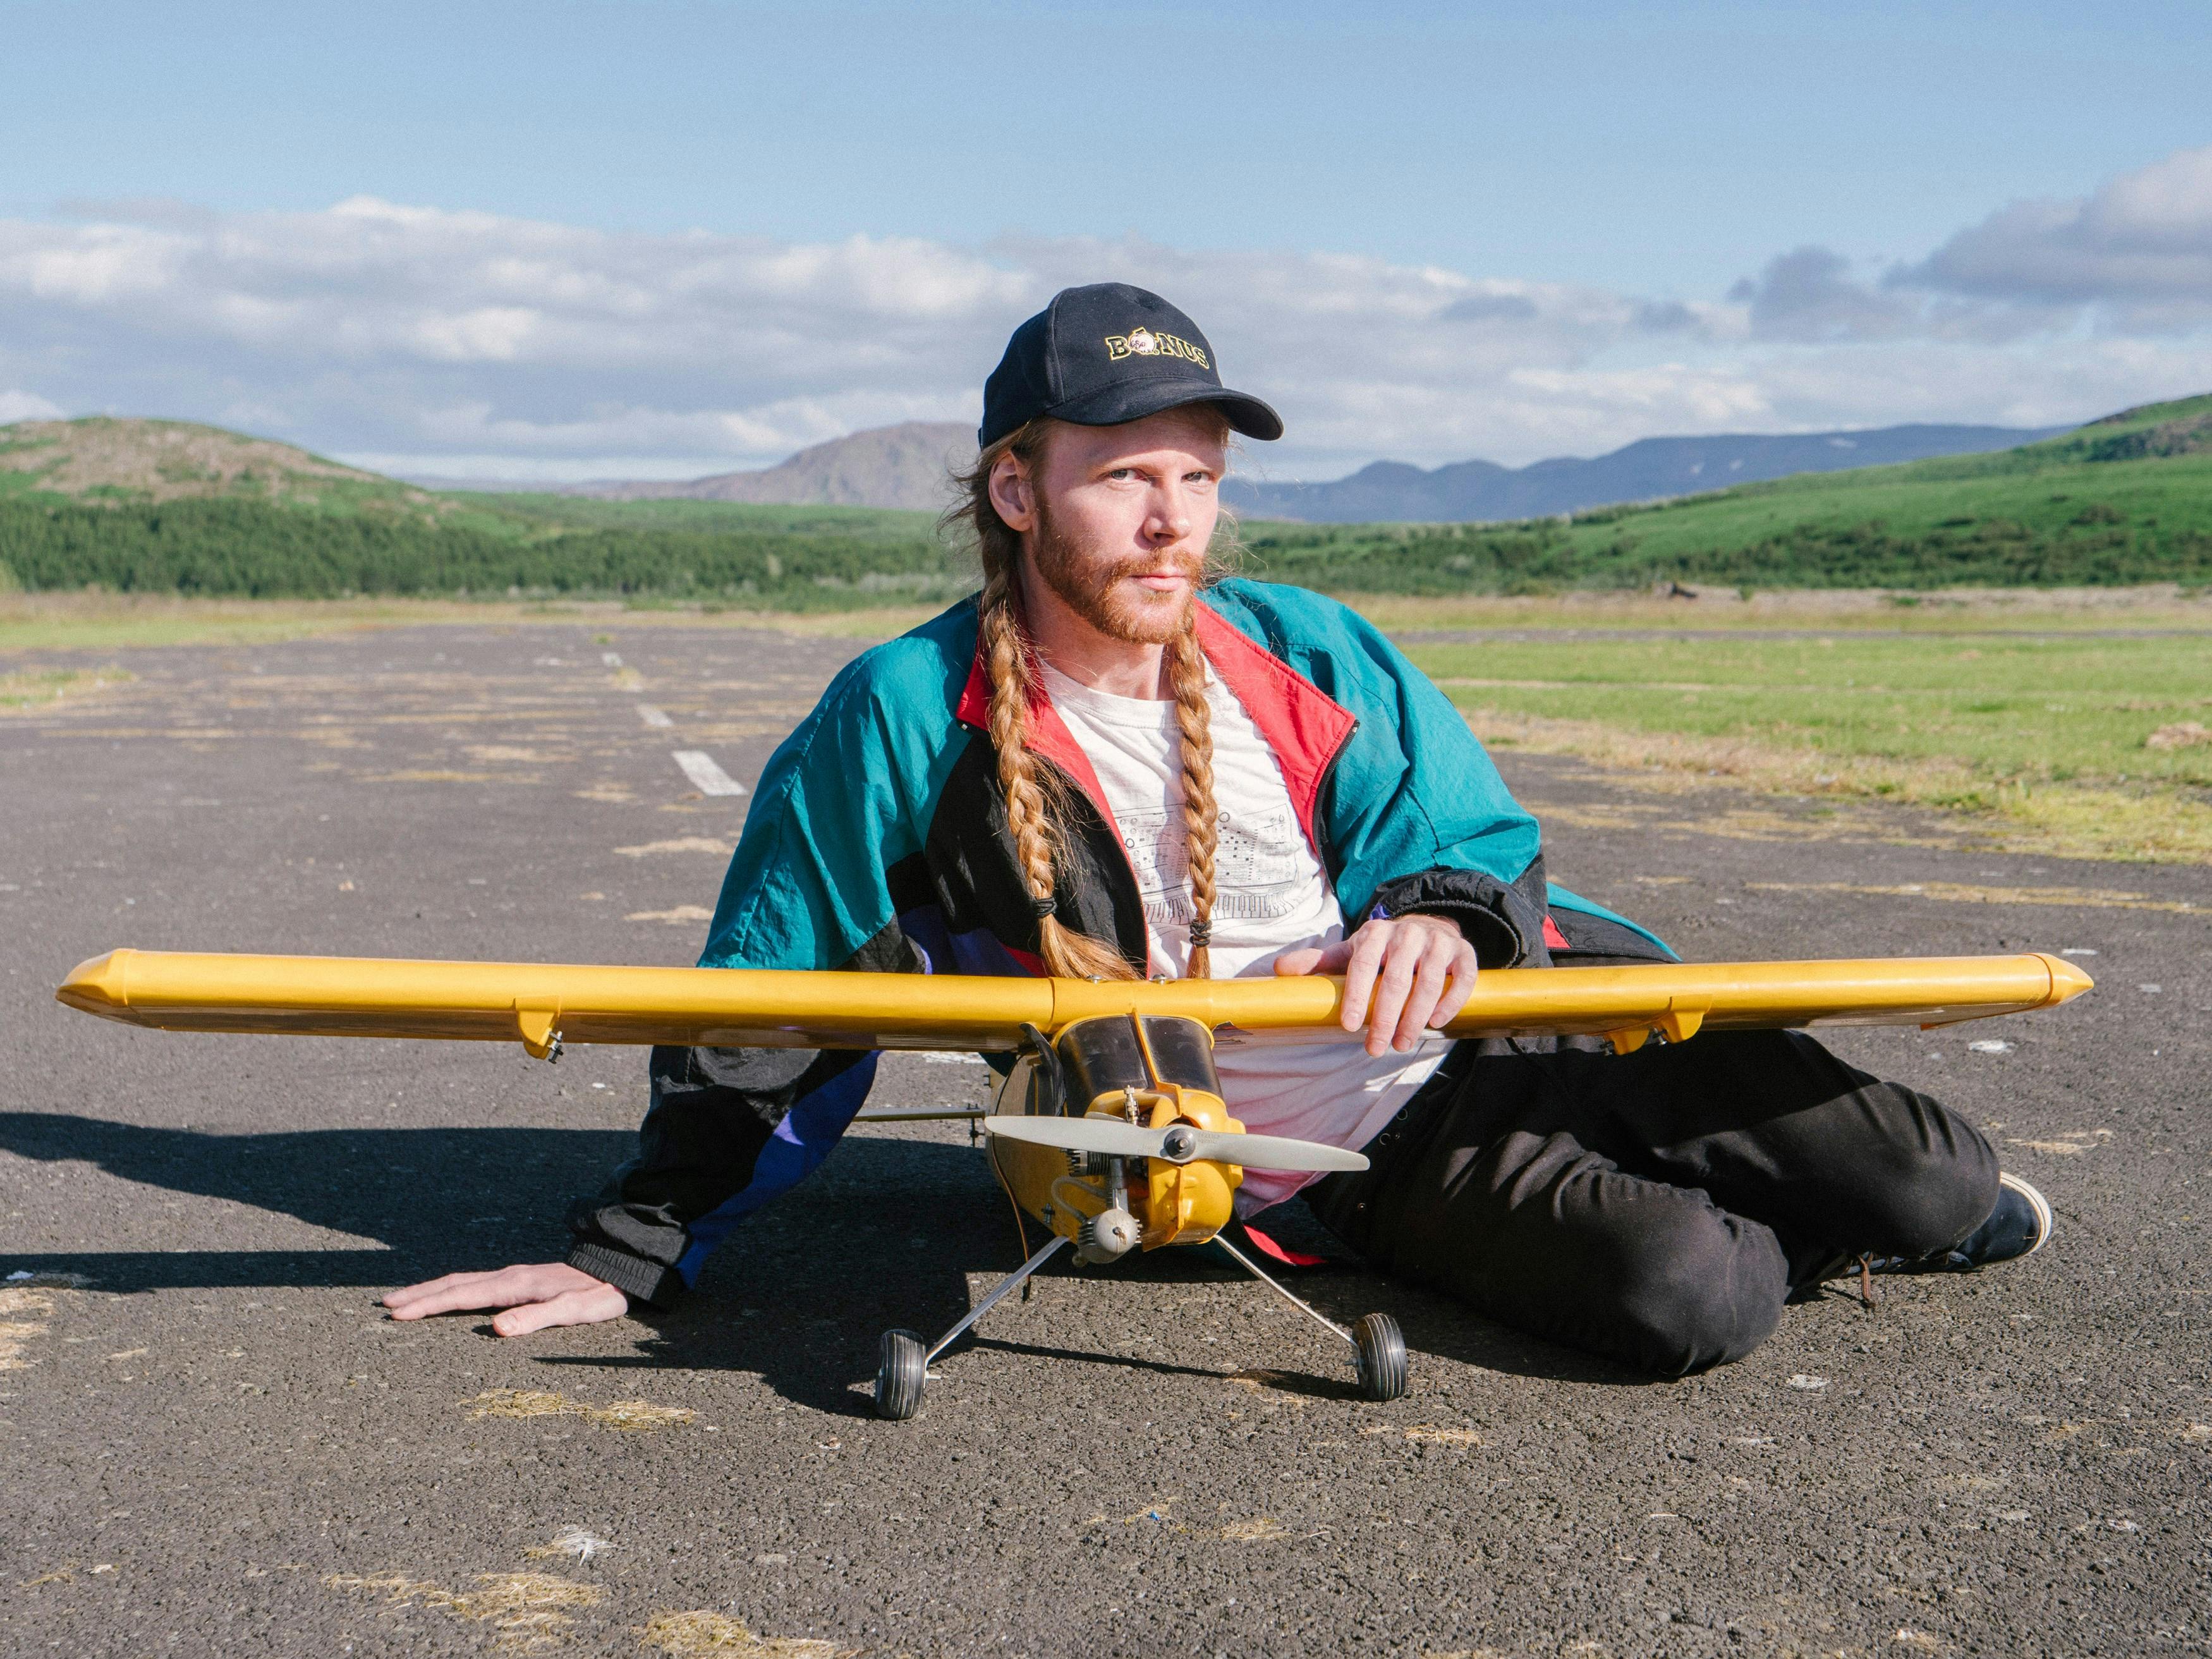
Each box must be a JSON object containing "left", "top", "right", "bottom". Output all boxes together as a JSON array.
[{"left": 1004, "top": 410, "right": 1227, "bottom": 646}]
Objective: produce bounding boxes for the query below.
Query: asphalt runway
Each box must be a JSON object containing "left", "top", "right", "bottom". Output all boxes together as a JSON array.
[{"left": 3, "top": 621, "right": 2207, "bottom": 1658}]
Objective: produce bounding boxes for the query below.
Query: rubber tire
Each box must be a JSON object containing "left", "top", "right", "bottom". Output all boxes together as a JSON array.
[
  {"left": 1352, "top": 1312, "right": 1408, "bottom": 1402},
  {"left": 874, "top": 1328, "right": 927, "bottom": 1421}
]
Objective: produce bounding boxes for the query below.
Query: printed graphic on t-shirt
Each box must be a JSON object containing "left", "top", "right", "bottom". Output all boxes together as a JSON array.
[{"left": 1120, "top": 802, "right": 1305, "bottom": 927}]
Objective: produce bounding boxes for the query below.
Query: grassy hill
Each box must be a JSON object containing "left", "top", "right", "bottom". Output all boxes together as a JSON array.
[
  {"left": 3, "top": 399, "right": 2208, "bottom": 603},
  {"left": 1242, "top": 394, "right": 2212, "bottom": 593},
  {"left": 571, "top": 420, "right": 973, "bottom": 510},
  {"left": 0, "top": 416, "right": 447, "bottom": 509},
  {"left": 0, "top": 419, "right": 956, "bottom": 608}
]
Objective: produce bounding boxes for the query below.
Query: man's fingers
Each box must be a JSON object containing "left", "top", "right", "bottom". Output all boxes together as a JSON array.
[
  {"left": 1430, "top": 945, "right": 1481, "bottom": 1030},
  {"left": 490, "top": 1285, "right": 628, "bottom": 1337},
  {"left": 382, "top": 1272, "right": 509, "bottom": 1315},
  {"left": 1363, "top": 936, "right": 1426, "bottom": 1055},
  {"left": 382, "top": 1268, "right": 509, "bottom": 1311},
  {"left": 382, "top": 1263, "right": 605, "bottom": 1320},
  {"left": 1282, "top": 922, "right": 1473, "bottom": 1050},
  {"left": 386, "top": 1265, "right": 626, "bottom": 1332},
  {"left": 1338, "top": 928, "right": 1392, "bottom": 1034},
  {"left": 385, "top": 1277, "right": 542, "bottom": 1322},
  {"left": 386, "top": 1286, "right": 499, "bottom": 1322},
  {"left": 1275, "top": 937, "right": 1356, "bottom": 977},
  {"left": 1392, "top": 940, "right": 1461, "bottom": 1052}
]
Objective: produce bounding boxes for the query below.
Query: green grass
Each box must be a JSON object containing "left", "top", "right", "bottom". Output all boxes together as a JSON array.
[
  {"left": 0, "top": 592, "right": 959, "bottom": 652},
  {"left": 5, "top": 588, "right": 2206, "bottom": 861},
  {"left": 0, "top": 665, "right": 131, "bottom": 710},
  {"left": 1406, "top": 633, "right": 2212, "bottom": 793},
  {"left": 1239, "top": 392, "right": 2212, "bottom": 593},
  {"left": 1404, "top": 628, "right": 2212, "bottom": 861},
  {"left": 0, "top": 494, "right": 963, "bottom": 607},
  {"left": 468, "top": 492, "right": 939, "bottom": 540},
  {"left": 1343, "top": 590, "right": 2212, "bottom": 633},
  {"left": 0, "top": 422, "right": 968, "bottom": 607}
]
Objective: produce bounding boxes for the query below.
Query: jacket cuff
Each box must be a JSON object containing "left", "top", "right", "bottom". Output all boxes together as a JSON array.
[
  {"left": 566, "top": 1241, "right": 684, "bottom": 1311},
  {"left": 1370, "top": 869, "right": 1545, "bottom": 968},
  {"left": 1396, "top": 899, "right": 1520, "bottom": 964}
]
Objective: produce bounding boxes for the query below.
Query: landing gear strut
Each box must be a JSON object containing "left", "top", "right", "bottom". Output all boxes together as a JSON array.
[
  {"left": 872, "top": 1234, "right": 1071, "bottom": 1421},
  {"left": 1213, "top": 1233, "right": 1409, "bottom": 1402},
  {"left": 870, "top": 1231, "right": 1409, "bottom": 1419}
]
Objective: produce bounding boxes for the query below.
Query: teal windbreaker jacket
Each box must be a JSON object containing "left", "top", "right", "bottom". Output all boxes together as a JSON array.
[{"left": 566, "top": 580, "right": 1671, "bottom": 1306}]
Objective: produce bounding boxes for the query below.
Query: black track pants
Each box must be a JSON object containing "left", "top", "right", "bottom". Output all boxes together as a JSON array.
[{"left": 1306, "top": 1030, "right": 1999, "bottom": 1378}]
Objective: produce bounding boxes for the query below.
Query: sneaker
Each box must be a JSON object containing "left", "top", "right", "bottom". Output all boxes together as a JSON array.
[{"left": 1866, "top": 1172, "right": 2054, "bottom": 1275}]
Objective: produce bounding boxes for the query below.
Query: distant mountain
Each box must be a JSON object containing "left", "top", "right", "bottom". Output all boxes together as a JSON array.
[
  {"left": 0, "top": 416, "right": 437, "bottom": 507},
  {"left": 549, "top": 414, "right": 2069, "bottom": 522},
  {"left": 6, "top": 412, "right": 2087, "bottom": 531},
  {"left": 570, "top": 420, "right": 975, "bottom": 511},
  {"left": 1236, "top": 392, "right": 2212, "bottom": 595},
  {"left": 8, "top": 396, "right": 2207, "bottom": 599},
  {"left": 1224, "top": 422, "right": 2072, "bottom": 524}
]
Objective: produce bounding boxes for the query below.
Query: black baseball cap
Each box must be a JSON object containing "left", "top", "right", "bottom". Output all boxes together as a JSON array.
[{"left": 978, "top": 283, "right": 1283, "bottom": 450}]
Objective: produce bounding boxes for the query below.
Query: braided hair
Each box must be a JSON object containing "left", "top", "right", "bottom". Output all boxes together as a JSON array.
[{"left": 946, "top": 418, "right": 1225, "bottom": 980}]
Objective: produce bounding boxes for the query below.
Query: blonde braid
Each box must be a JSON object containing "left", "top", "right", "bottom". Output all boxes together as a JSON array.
[
  {"left": 957, "top": 432, "right": 1136, "bottom": 982},
  {"left": 1167, "top": 617, "right": 1218, "bottom": 980}
]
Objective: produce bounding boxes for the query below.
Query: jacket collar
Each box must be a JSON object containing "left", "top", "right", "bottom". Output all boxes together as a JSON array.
[
  {"left": 1189, "top": 600, "right": 1356, "bottom": 854},
  {"left": 954, "top": 595, "right": 1357, "bottom": 854},
  {"left": 954, "top": 636, "right": 1117, "bottom": 828}
]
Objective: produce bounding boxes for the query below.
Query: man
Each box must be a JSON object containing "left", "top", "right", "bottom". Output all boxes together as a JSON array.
[{"left": 387, "top": 284, "right": 2051, "bottom": 1376}]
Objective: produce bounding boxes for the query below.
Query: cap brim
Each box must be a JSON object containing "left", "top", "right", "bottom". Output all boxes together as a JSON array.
[{"left": 1043, "top": 381, "right": 1283, "bottom": 442}]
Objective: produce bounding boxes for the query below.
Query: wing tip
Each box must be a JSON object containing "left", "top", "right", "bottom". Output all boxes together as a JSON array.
[
  {"left": 2036, "top": 952, "right": 2096, "bottom": 1004},
  {"left": 55, "top": 949, "right": 130, "bottom": 1016}
]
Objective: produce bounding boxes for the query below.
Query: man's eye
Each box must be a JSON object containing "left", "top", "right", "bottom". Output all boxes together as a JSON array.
[{"left": 1105, "top": 468, "right": 1136, "bottom": 480}]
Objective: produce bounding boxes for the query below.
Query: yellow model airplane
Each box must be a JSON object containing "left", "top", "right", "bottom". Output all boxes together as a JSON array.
[{"left": 57, "top": 947, "right": 2091, "bottom": 1418}]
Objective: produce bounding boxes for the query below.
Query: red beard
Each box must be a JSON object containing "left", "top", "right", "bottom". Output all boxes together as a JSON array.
[{"left": 1028, "top": 500, "right": 1202, "bottom": 645}]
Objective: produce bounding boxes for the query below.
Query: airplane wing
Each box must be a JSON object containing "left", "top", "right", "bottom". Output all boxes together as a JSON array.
[{"left": 56, "top": 947, "right": 2093, "bottom": 1058}]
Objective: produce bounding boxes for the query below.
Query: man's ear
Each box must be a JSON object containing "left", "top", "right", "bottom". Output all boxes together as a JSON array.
[{"left": 987, "top": 450, "right": 1036, "bottom": 533}]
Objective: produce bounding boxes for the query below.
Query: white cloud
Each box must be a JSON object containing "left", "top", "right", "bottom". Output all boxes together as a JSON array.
[
  {"left": 1729, "top": 246, "right": 1924, "bottom": 343},
  {"left": 1740, "top": 334, "right": 2212, "bottom": 434},
  {"left": 0, "top": 389, "right": 64, "bottom": 422},
  {"left": 1904, "top": 144, "right": 2212, "bottom": 322},
  {"left": 1, "top": 155, "right": 2209, "bottom": 481},
  {"left": 1726, "top": 146, "right": 2212, "bottom": 348}
]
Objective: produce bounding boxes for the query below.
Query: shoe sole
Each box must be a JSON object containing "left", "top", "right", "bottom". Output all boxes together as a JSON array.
[{"left": 1999, "top": 1170, "right": 2053, "bottom": 1257}]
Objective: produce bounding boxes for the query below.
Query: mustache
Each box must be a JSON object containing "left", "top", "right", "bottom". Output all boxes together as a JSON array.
[{"left": 1093, "top": 548, "right": 1207, "bottom": 584}]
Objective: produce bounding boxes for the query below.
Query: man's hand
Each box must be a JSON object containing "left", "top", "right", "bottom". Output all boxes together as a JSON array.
[
  {"left": 380, "top": 1263, "right": 628, "bottom": 1337},
  {"left": 1273, "top": 913, "right": 1478, "bottom": 1057}
]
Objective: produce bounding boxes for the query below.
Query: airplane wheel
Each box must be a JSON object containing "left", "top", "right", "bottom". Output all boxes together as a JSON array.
[
  {"left": 874, "top": 1329, "right": 927, "bottom": 1421},
  {"left": 1352, "top": 1312, "right": 1407, "bottom": 1402}
]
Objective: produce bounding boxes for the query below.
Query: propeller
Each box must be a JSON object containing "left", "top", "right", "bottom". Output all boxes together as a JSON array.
[{"left": 981, "top": 1114, "right": 1369, "bottom": 1174}]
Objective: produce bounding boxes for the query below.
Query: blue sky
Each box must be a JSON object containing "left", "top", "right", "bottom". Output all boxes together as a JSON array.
[{"left": 4, "top": 1, "right": 2211, "bottom": 479}]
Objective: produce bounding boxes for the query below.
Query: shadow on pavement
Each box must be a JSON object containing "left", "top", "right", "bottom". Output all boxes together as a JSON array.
[
  {"left": 0, "top": 1112, "right": 1648, "bottom": 1401},
  {"left": 0, "top": 1112, "right": 634, "bottom": 1286},
  {"left": 0, "top": 1114, "right": 1018, "bottom": 1411}
]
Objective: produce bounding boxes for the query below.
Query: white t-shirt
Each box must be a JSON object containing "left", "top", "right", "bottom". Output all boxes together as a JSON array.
[{"left": 1039, "top": 662, "right": 1446, "bottom": 1212}]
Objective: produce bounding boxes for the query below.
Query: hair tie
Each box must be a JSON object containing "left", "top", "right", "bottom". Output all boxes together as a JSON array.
[
  {"left": 1028, "top": 892, "right": 1058, "bottom": 920},
  {"left": 1187, "top": 919, "right": 1212, "bottom": 948}
]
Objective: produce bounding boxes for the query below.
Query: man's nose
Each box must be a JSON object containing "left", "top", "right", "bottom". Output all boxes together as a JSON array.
[{"left": 1145, "top": 481, "right": 1196, "bottom": 543}]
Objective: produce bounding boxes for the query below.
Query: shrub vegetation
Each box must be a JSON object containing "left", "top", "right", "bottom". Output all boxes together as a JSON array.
[{"left": 3, "top": 394, "right": 2208, "bottom": 602}]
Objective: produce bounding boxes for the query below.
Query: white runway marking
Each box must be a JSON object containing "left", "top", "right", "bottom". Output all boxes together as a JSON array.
[
  {"left": 636, "top": 704, "right": 674, "bottom": 728},
  {"left": 672, "top": 750, "right": 748, "bottom": 796}
]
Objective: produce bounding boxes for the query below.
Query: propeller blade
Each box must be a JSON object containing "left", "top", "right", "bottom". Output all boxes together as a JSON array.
[
  {"left": 1189, "top": 1131, "right": 1370, "bottom": 1174},
  {"left": 980, "top": 1115, "right": 1162, "bottom": 1159},
  {"left": 980, "top": 1115, "right": 1369, "bottom": 1174}
]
